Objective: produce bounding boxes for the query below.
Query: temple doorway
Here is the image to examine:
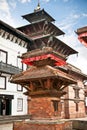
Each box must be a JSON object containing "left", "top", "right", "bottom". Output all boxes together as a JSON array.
[{"left": 0, "top": 94, "right": 14, "bottom": 116}]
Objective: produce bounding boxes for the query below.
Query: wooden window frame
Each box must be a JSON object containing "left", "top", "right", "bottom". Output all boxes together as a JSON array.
[
  {"left": 52, "top": 100, "right": 58, "bottom": 112},
  {"left": 17, "top": 98, "right": 23, "bottom": 112},
  {"left": 17, "top": 84, "right": 23, "bottom": 91},
  {"left": 0, "top": 49, "right": 8, "bottom": 63},
  {"left": 17, "top": 56, "right": 23, "bottom": 70},
  {"left": 0, "top": 76, "right": 6, "bottom": 90},
  {"left": 76, "top": 103, "right": 79, "bottom": 112}
]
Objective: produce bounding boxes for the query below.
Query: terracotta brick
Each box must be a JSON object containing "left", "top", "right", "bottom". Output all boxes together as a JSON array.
[{"left": 28, "top": 97, "right": 61, "bottom": 119}]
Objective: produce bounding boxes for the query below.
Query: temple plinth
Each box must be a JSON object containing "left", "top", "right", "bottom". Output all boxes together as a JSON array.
[{"left": 10, "top": 4, "right": 78, "bottom": 119}]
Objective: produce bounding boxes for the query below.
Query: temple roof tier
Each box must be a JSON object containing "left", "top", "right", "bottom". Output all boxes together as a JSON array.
[
  {"left": 76, "top": 26, "right": 87, "bottom": 47},
  {"left": 20, "top": 47, "right": 66, "bottom": 66},
  {"left": 57, "top": 63, "right": 87, "bottom": 80},
  {"left": 22, "top": 9, "right": 55, "bottom": 23},
  {"left": 10, "top": 65, "right": 76, "bottom": 85},
  {"left": 17, "top": 20, "right": 64, "bottom": 39},
  {"left": 21, "top": 53, "right": 66, "bottom": 66},
  {"left": 21, "top": 47, "right": 66, "bottom": 60},
  {"left": 77, "top": 26, "right": 87, "bottom": 34},
  {"left": 28, "top": 36, "right": 78, "bottom": 57}
]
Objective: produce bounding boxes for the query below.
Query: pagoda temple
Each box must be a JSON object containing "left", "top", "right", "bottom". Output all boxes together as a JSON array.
[
  {"left": 76, "top": 26, "right": 87, "bottom": 114},
  {"left": 10, "top": 3, "right": 87, "bottom": 120},
  {"left": 76, "top": 26, "right": 87, "bottom": 47}
]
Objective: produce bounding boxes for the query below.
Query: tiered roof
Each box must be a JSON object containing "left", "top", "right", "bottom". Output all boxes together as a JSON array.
[
  {"left": 21, "top": 47, "right": 66, "bottom": 66},
  {"left": 18, "top": 20, "right": 64, "bottom": 39},
  {"left": 22, "top": 9, "right": 55, "bottom": 23},
  {"left": 76, "top": 26, "right": 87, "bottom": 47},
  {"left": 18, "top": 7, "right": 77, "bottom": 59},
  {"left": 32, "top": 36, "right": 77, "bottom": 56},
  {"left": 10, "top": 65, "right": 76, "bottom": 84},
  {"left": 10, "top": 4, "right": 78, "bottom": 88}
]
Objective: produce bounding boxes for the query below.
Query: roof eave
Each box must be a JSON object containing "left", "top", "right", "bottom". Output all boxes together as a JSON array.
[{"left": 0, "top": 20, "right": 32, "bottom": 43}]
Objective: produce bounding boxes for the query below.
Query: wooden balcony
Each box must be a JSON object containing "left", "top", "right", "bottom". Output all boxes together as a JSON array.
[{"left": 0, "top": 61, "right": 22, "bottom": 75}]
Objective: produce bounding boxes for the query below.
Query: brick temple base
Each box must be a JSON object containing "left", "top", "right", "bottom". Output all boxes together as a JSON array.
[
  {"left": 28, "top": 97, "right": 62, "bottom": 119},
  {"left": 13, "top": 120, "right": 72, "bottom": 130}
]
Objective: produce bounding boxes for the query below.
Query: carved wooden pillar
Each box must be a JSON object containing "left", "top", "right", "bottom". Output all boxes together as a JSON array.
[
  {"left": 46, "top": 78, "right": 51, "bottom": 89},
  {"left": 30, "top": 81, "right": 34, "bottom": 91}
]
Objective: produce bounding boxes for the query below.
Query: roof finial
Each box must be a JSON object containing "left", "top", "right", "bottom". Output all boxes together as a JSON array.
[{"left": 34, "top": 0, "right": 41, "bottom": 12}]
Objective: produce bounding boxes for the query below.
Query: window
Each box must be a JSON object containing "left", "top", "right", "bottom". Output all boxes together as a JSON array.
[
  {"left": 17, "top": 85, "right": 23, "bottom": 91},
  {"left": 17, "top": 98, "right": 23, "bottom": 111},
  {"left": 0, "top": 50, "right": 7, "bottom": 63},
  {"left": 73, "top": 87, "right": 80, "bottom": 99},
  {"left": 52, "top": 100, "right": 58, "bottom": 112},
  {"left": 17, "top": 57, "right": 23, "bottom": 70},
  {"left": 76, "top": 103, "right": 79, "bottom": 112},
  {"left": 0, "top": 76, "right": 6, "bottom": 89}
]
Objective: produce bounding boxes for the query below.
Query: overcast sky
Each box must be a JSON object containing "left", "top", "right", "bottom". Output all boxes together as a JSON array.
[{"left": 0, "top": 0, "right": 87, "bottom": 74}]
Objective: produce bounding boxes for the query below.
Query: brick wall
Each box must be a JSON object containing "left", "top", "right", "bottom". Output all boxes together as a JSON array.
[
  {"left": 28, "top": 97, "right": 61, "bottom": 119},
  {"left": 27, "top": 72, "right": 86, "bottom": 120},
  {"left": 61, "top": 80, "right": 86, "bottom": 119},
  {"left": 69, "top": 101, "right": 85, "bottom": 118}
]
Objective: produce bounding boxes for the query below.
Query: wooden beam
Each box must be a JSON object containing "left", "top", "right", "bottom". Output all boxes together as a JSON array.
[
  {"left": 43, "top": 21, "right": 48, "bottom": 31},
  {"left": 0, "top": 29, "right": 5, "bottom": 37},
  {"left": 25, "top": 27, "right": 31, "bottom": 34},
  {"left": 22, "top": 85, "right": 30, "bottom": 91},
  {"left": 39, "top": 79, "right": 44, "bottom": 88},
  {"left": 29, "top": 81, "right": 34, "bottom": 91},
  {"left": 56, "top": 44, "right": 63, "bottom": 52},
  {"left": 17, "top": 38, "right": 21, "bottom": 45},
  {"left": 46, "top": 78, "right": 51, "bottom": 89},
  {"left": 24, "top": 42, "right": 27, "bottom": 48},
  {"left": 9, "top": 34, "right": 14, "bottom": 41},
  {"left": 0, "top": 29, "right": 2, "bottom": 35},
  {"left": 46, "top": 26, "right": 53, "bottom": 34},
  {"left": 4, "top": 32, "right": 9, "bottom": 39},
  {"left": 6, "top": 33, "right": 10, "bottom": 40},
  {"left": 38, "top": 22, "right": 42, "bottom": 30},
  {"left": 1, "top": 30, "right": 5, "bottom": 38},
  {"left": 60, "top": 85, "right": 67, "bottom": 91},
  {"left": 32, "top": 24, "right": 37, "bottom": 33},
  {"left": 53, "top": 41, "right": 58, "bottom": 50}
]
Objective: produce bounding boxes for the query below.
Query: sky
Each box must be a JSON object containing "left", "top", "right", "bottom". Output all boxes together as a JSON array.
[{"left": 0, "top": 0, "right": 87, "bottom": 74}]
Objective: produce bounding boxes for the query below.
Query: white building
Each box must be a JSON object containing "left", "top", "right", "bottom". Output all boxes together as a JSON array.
[{"left": 0, "top": 20, "right": 32, "bottom": 116}]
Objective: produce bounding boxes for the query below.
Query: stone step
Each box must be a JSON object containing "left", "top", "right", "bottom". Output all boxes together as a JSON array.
[{"left": 0, "top": 115, "right": 31, "bottom": 123}]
